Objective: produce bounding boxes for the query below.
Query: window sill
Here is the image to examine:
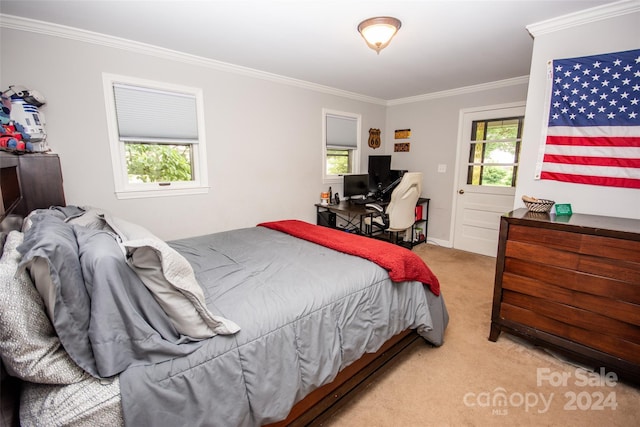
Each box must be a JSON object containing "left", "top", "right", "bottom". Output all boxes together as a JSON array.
[
  {"left": 115, "top": 186, "right": 209, "bottom": 200},
  {"left": 323, "top": 176, "right": 343, "bottom": 185}
]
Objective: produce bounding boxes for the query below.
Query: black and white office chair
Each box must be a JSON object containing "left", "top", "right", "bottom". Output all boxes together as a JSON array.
[{"left": 364, "top": 172, "right": 422, "bottom": 244}]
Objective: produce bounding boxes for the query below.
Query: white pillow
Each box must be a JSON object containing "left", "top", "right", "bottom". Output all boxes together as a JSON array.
[{"left": 104, "top": 214, "right": 240, "bottom": 339}]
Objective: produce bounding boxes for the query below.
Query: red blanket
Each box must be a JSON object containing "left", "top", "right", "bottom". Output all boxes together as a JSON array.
[{"left": 258, "top": 220, "right": 440, "bottom": 296}]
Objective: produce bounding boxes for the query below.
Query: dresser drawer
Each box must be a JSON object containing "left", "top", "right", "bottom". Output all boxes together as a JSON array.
[
  {"left": 508, "top": 224, "right": 581, "bottom": 252},
  {"left": 505, "top": 235, "right": 640, "bottom": 283},
  {"left": 581, "top": 234, "right": 640, "bottom": 263},
  {"left": 501, "top": 270, "right": 640, "bottom": 325},
  {"left": 500, "top": 299, "right": 640, "bottom": 365}
]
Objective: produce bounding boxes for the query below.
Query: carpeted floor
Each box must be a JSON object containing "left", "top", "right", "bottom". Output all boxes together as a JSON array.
[{"left": 322, "top": 243, "right": 640, "bottom": 426}]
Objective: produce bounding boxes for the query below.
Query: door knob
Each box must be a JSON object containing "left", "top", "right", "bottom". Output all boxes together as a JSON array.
[{"left": 458, "top": 189, "right": 465, "bottom": 194}]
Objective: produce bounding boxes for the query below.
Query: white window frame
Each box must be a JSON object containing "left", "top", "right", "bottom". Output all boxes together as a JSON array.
[
  {"left": 322, "top": 108, "right": 361, "bottom": 184},
  {"left": 467, "top": 115, "right": 524, "bottom": 188},
  {"left": 102, "top": 73, "right": 209, "bottom": 199}
]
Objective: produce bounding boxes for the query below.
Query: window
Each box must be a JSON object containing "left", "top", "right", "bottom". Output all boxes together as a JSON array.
[
  {"left": 102, "top": 73, "right": 208, "bottom": 199},
  {"left": 467, "top": 116, "right": 524, "bottom": 187},
  {"left": 322, "top": 109, "right": 361, "bottom": 183}
]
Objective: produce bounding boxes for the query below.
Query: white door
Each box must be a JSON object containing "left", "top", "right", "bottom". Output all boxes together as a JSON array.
[{"left": 453, "top": 103, "right": 525, "bottom": 257}]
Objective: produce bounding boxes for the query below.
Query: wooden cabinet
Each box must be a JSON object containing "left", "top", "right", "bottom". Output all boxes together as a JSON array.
[
  {"left": 489, "top": 209, "right": 640, "bottom": 384},
  {"left": 0, "top": 151, "right": 66, "bottom": 217}
]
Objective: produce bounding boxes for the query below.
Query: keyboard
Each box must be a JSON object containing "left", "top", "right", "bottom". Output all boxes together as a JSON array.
[{"left": 351, "top": 197, "right": 376, "bottom": 205}]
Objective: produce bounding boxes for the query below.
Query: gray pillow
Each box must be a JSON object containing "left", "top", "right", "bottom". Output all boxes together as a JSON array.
[
  {"left": 17, "top": 213, "right": 98, "bottom": 376},
  {"left": 0, "top": 231, "right": 86, "bottom": 384},
  {"left": 21, "top": 208, "right": 66, "bottom": 232},
  {"left": 104, "top": 214, "right": 240, "bottom": 338},
  {"left": 66, "top": 206, "right": 115, "bottom": 232},
  {"left": 74, "top": 225, "right": 192, "bottom": 376}
]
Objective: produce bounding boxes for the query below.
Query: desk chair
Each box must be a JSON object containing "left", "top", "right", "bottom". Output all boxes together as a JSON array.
[{"left": 364, "top": 172, "right": 422, "bottom": 244}]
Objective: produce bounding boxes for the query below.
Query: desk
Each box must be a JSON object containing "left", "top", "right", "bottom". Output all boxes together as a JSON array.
[
  {"left": 315, "top": 198, "right": 430, "bottom": 247},
  {"left": 315, "top": 201, "right": 373, "bottom": 234}
]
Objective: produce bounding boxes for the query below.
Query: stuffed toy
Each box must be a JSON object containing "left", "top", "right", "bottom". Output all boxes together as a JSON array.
[{"left": 0, "top": 92, "right": 32, "bottom": 151}]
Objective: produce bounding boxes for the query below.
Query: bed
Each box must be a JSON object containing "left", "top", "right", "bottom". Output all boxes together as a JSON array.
[{"left": 0, "top": 206, "right": 448, "bottom": 426}]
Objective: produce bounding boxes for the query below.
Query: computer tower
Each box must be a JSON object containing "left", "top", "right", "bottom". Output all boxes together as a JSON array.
[{"left": 317, "top": 211, "right": 336, "bottom": 228}]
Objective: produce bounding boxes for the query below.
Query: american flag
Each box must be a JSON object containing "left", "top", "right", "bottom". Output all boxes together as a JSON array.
[{"left": 538, "top": 48, "right": 640, "bottom": 189}]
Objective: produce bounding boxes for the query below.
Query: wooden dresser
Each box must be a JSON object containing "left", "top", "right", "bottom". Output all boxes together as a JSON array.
[{"left": 489, "top": 208, "right": 640, "bottom": 384}]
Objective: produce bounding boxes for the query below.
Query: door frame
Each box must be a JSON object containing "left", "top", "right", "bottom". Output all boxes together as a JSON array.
[{"left": 450, "top": 101, "right": 526, "bottom": 254}]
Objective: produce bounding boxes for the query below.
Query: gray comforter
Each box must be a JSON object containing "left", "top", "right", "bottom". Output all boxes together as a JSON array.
[
  {"left": 18, "top": 209, "right": 448, "bottom": 427},
  {"left": 120, "top": 227, "right": 448, "bottom": 426}
]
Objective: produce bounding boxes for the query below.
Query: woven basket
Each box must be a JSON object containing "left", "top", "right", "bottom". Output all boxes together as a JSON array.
[{"left": 523, "top": 199, "right": 555, "bottom": 213}]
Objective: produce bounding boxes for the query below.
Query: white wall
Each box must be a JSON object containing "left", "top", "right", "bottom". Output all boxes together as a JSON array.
[
  {"left": 384, "top": 83, "right": 529, "bottom": 244},
  {"left": 516, "top": 9, "right": 640, "bottom": 219},
  {"left": 0, "top": 26, "right": 385, "bottom": 240}
]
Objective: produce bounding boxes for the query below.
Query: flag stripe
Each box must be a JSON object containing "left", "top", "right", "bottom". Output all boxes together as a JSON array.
[
  {"left": 543, "top": 144, "right": 640, "bottom": 158},
  {"left": 543, "top": 154, "right": 640, "bottom": 168},
  {"left": 539, "top": 171, "right": 640, "bottom": 189},
  {"left": 546, "top": 126, "right": 640, "bottom": 138},
  {"left": 541, "top": 161, "right": 640, "bottom": 178},
  {"left": 546, "top": 135, "right": 640, "bottom": 147}
]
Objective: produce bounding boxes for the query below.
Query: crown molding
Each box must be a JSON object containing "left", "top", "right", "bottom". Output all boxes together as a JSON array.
[
  {"left": 0, "top": 13, "right": 537, "bottom": 107},
  {"left": 386, "top": 76, "right": 530, "bottom": 106},
  {"left": 526, "top": 0, "right": 640, "bottom": 37},
  {"left": 0, "top": 14, "right": 387, "bottom": 106}
]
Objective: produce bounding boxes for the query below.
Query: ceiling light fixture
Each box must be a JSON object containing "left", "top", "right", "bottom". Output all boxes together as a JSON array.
[{"left": 357, "top": 16, "right": 402, "bottom": 54}]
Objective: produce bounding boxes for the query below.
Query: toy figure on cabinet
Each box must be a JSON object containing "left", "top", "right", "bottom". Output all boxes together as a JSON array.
[
  {"left": 0, "top": 94, "right": 33, "bottom": 152},
  {"left": 1, "top": 85, "right": 48, "bottom": 152}
]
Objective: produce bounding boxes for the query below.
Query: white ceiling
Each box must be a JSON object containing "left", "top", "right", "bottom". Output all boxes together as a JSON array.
[{"left": 0, "top": 0, "right": 619, "bottom": 100}]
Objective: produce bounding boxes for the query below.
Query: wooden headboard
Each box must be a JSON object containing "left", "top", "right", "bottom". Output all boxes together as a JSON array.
[
  {"left": 0, "top": 151, "right": 66, "bottom": 219},
  {"left": 1, "top": 151, "right": 65, "bottom": 426},
  {"left": 1, "top": 359, "right": 21, "bottom": 426}
]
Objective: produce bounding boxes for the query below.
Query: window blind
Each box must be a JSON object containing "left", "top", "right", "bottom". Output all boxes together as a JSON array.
[
  {"left": 113, "top": 84, "right": 198, "bottom": 143},
  {"left": 326, "top": 114, "right": 357, "bottom": 149}
]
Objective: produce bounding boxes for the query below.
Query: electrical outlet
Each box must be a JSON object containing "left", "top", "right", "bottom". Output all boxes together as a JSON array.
[{"left": 437, "top": 164, "right": 447, "bottom": 173}]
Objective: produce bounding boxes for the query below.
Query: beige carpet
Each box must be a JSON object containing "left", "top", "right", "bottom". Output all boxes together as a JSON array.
[{"left": 322, "top": 244, "right": 639, "bottom": 427}]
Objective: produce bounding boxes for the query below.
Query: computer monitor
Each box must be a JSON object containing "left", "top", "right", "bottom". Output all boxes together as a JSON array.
[
  {"left": 343, "top": 174, "right": 370, "bottom": 199},
  {"left": 389, "top": 169, "right": 407, "bottom": 182},
  {"left": 367, "top": 155, "right": 392, "bottom": 192},
  {"left": 374, "top": 169, "right": 407, "bottom": 202}
]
